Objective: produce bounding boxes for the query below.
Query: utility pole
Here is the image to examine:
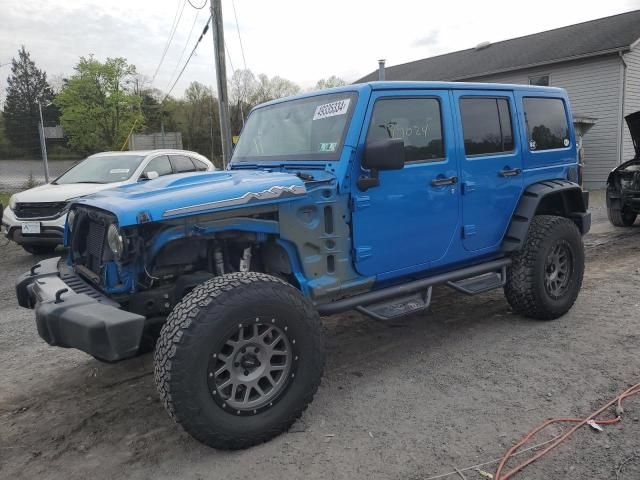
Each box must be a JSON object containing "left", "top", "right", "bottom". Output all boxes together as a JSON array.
[
  {"left": 210, "top": 0, "right": 232, "bottom": 168},
  {"left": 37, "top": 100, "right": 50, "bottom": 183}
]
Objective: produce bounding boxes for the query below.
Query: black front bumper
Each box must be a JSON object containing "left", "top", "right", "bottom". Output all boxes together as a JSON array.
[{"left": 16, "top": 257, "right": 145, "bottom": 362}]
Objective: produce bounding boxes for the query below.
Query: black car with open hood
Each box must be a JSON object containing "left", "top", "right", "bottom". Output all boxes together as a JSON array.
[{"left": 606, "top": 111, "right": 640, "bottom": 227}]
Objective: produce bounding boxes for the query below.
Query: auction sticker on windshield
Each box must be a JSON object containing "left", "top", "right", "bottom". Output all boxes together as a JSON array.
[{"left": 313, "top": 99, "right": 351, "bottom": 121}]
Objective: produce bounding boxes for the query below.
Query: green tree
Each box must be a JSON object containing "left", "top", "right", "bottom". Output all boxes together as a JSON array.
[
  {"left": 163, "top": 82, "right": 221, "bottom": 166},
  {"left": 3, "top": 46, "right": 55, "bottom": 156},
  {"left": 55, "top": 56, "right": 142, "bottom": 152},
  {"left": 315, "top": 76, "right": 346, "bottom": 90}
]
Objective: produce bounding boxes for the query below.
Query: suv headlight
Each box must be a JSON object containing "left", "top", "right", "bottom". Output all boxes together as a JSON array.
[
  {"left": 67, "top": 209, "right": 76, "bottom": 232},
  {"left": 107, "top": 224, "right": 124, "bottom": 258},
  {"left": 9, "top": 195, "right": 17, "bottom": 211}
]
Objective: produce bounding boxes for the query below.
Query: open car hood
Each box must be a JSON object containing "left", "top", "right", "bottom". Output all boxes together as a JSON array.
[{"left": 626, "top": 111, "right": 640, "bottom": 158}]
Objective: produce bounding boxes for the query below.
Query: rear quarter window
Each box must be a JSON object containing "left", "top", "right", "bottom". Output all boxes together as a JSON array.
[
  {"left": 523, "top": 98, "right": 570, "bottom": 151},
  {"left": 170, "top": 155, "right": 197, "bottom": 173}
]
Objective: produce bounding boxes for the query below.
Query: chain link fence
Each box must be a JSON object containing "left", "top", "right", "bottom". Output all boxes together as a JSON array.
[{"left": 0, "top": 159, "right": 79, "bottom": 193}]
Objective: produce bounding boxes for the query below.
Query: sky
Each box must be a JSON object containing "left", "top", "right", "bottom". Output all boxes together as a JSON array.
[{"left": 1, "top": 0, "right": 640, "bottom": 101}]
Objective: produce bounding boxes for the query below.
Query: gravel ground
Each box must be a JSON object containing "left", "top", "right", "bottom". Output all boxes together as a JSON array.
[{"left": 0, "top": 191, "right": 639, "bottom": 480}]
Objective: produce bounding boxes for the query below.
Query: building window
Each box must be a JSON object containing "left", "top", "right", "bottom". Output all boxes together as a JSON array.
[
  {"left": 528, "top": 75, "right": 550, "bottom": 86},
  {"left": 523, "top": 97, "right": 570, "bottom": 151},
  {"left": 459, "top": 97, "right": 514, "bottom": 156},
  {"left": 366, "top": 98, "right": 444, "bottom": 162}
]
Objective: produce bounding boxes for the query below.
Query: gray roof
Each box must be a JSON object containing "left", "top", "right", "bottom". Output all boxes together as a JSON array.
[{"left": 357, "top": 10, "right": 640, "bottom": 83}]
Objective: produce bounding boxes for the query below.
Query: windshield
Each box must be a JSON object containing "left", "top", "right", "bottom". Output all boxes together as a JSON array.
[
  {"left": 232, "top": 92, "right": 357, "bottom": 162},
  {"left": 54, "top": 155, "right": 145, "bottom": 184}
]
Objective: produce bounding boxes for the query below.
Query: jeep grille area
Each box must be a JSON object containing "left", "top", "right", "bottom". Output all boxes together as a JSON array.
[{"left": 70, "top": 206, "right": 113, "bottom": 279}]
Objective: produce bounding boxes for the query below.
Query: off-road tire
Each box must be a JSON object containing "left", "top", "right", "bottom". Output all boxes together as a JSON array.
[
  {"left": 22, "top": 244, "right": 57, "bottom": 255},
  {"left": 154, "top": 272, "right": 325, "bottom": 449},
  {"left": 504, "top": 215, "right": 584, "bottom": 320},
  {"left": 607, "top": 207, "right": 637, "bottom": 227}
]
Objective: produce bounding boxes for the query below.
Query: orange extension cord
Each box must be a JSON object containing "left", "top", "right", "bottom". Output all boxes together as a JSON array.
[{"left": 495, "top": 382, "right": 640, "bottom": 480}]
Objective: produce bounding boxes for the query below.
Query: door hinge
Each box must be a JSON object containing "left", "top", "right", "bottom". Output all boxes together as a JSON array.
[
  {"left": 355, "top": 246, "right": 373, "bottom": 261},
  {"left": 461, "top": 181, "right": 476, "bottom": 195},
  {"left": 351, "top": 195, "right": 371, "bottom": 211},
  {"left": 462, "top": 225, "right": 477, "bottom": 238}
]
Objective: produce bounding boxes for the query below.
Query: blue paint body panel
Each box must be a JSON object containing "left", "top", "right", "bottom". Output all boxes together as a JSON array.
[{"left": 67, "top": 81, "right": 581, "bottom": 300}]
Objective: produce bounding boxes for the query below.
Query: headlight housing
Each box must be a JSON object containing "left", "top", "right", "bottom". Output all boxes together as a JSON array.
[
  {"left": 9, "top": 195, "right": 17, "bottom": 211},
  {"left": 67, "top": 209, "right": 76, "bottom": 232},
  {"left": 107, "top": 224, "right": 124, "bottom": 259}
]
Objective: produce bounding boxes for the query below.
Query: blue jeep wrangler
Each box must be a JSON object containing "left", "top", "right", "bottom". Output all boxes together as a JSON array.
[{"left": 17, "top": 82, "right": 590, "bottom": 449}]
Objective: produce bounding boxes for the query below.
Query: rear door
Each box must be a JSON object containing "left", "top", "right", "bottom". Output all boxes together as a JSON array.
[
  {"left": 452, "top": 92, "right": 524, "bottom": 252},
  {"left": 351, "top": 90, "right": 460, "bottom": 277}
]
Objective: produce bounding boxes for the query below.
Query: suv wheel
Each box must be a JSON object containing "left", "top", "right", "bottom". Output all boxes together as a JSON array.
[
  {"left": 154, "top": 272, "right": 325, "bottom": 449},
  {"left": 607, "top": 207, "right": 637, "bottom": 227},
  {"left": 504, "top": 215, "right": 584, "bottom": 320}
]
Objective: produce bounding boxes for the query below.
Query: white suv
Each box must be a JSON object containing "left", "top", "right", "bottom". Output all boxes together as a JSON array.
[{"left": 2, "top": 149, "right": 214, "bottom": 254}]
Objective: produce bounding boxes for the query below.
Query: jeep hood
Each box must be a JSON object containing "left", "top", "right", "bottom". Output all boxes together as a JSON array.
[
  {"left": 626, "top": 111, "right": 640, "bottom": 158},
  {"left": 75, "top": 170, "right": 310, "bottom": 226}
]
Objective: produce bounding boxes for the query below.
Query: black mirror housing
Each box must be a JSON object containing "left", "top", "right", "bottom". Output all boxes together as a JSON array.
[{"left": 362, "top": 138, "right": 405, "bottom": 171}]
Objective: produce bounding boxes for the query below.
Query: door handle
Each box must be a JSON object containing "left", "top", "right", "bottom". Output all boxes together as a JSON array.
[
  {"left": 499, "top": 167, "right": 522, "bottom": 177},
  {"left": 431, "top": 176, "right": 458, "bottom": 187}
]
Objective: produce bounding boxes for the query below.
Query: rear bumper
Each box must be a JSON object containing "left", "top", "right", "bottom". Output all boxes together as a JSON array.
[{"left": 16, "top": 257, "right": 145, "bottom": 362}]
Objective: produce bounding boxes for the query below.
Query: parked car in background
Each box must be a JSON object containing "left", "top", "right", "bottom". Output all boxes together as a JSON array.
[
  {"left": 606, "top": 111, "right": 640, "bottom": 226},
  {"left": 2, "top": 150, "right": 214, "bottom": 254}
]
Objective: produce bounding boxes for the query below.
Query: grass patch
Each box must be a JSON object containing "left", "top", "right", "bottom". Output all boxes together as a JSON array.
[{"left": 0, "top": 192, "right": 12, "bottom": 209}]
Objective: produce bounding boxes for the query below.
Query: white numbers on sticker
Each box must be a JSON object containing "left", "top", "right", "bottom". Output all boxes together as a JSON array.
[{"left": 313, "top": 99, "right": 351, "bottom": 121}]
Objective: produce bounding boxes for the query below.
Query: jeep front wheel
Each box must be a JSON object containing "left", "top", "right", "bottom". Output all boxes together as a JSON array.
[
  {"left": 504, "top": 215, "right": 584, "bottom": 320},
  {"left": 154, "top": 272, "right": 325, "bottom": 449}
]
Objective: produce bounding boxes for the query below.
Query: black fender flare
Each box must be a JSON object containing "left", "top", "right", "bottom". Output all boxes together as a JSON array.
[{"left": 502, "top": 180, "right": 590, "bottom": 253}]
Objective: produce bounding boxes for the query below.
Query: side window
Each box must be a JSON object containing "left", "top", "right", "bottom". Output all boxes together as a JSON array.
[
  {"left": 143, "top": 156, "right": 173, "bottom": 177},
  {"left": 191, "top": 158, "right": 209, "bottom": 171},
  {"left": 170, "top": 155, "right": 197, "bottom": 173},
  {"left": 366, "top": 98, "right": 444, "bottom": 163},
  {"left": 459, "top": 97, "right": 514, "bottom": 156},
  {"left": 523, "top": 97, "right": 569, "bottom": 151}
]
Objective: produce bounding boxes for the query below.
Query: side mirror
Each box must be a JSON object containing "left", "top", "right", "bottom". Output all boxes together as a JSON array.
[
  {"left": 140, "top": 171, "right": 159, "bottom": 181},
  {"left": 358, "top": 138, "right": 405, "bottom": 190}
]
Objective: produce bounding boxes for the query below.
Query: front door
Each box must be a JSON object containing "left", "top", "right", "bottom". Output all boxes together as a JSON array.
[
  {"left": 352, "top": 91, "right": 460, "bottom": 278},
  {"left": 452, "top": 92, "right": 524, "bottom": 252}
]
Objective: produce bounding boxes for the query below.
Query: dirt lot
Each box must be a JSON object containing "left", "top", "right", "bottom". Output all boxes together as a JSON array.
[{"left": 1, "top": 192, "right": 639, "bottom": 480}]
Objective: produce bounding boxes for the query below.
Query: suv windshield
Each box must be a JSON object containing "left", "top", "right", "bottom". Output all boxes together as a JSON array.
[
  {"left": 54, "top": 154, "right": 145, "bottom": 184},
  {"left": 232, "top": 92, "right": 357, "bottom": 162}
]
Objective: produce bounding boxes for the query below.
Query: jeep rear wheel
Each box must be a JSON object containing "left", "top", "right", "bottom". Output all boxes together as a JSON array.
[
  {"left": 504, "top": 215, "right": 584, "bottom": 320},
  {"left": 607, "top": 207, "right": 637, "bottom": 227},
  {"left": 154, "top": 272, "right": 325, "bottom": 449}
]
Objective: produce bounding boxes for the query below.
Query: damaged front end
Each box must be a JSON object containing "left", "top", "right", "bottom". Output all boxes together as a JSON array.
[{"left": 606, "top": 111, "right": 640, "bottom": 226}]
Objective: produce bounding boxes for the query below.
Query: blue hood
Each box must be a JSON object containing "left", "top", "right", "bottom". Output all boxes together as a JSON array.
[{"left": 75, "top": 170, "right": 309, "bottom": 226}]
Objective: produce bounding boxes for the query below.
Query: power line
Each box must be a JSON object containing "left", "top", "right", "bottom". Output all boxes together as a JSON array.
[
  {"left": 231, "top": 0, "right": 248, "bottom": 71},
  {"left": 187, "top": 0, "right": 207, "bottom": 9},
  {"left": 151, "top": 0, "right": 188, "bottom": 83},
  {"left": 225, "top": 42, "right": 236, "bottom": 76},
  {"left": 162, "top": 15, "right": 212, "bottom": 102},
  {"left": 165, "top": 9, "right": 202, "bottom": 92}
]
